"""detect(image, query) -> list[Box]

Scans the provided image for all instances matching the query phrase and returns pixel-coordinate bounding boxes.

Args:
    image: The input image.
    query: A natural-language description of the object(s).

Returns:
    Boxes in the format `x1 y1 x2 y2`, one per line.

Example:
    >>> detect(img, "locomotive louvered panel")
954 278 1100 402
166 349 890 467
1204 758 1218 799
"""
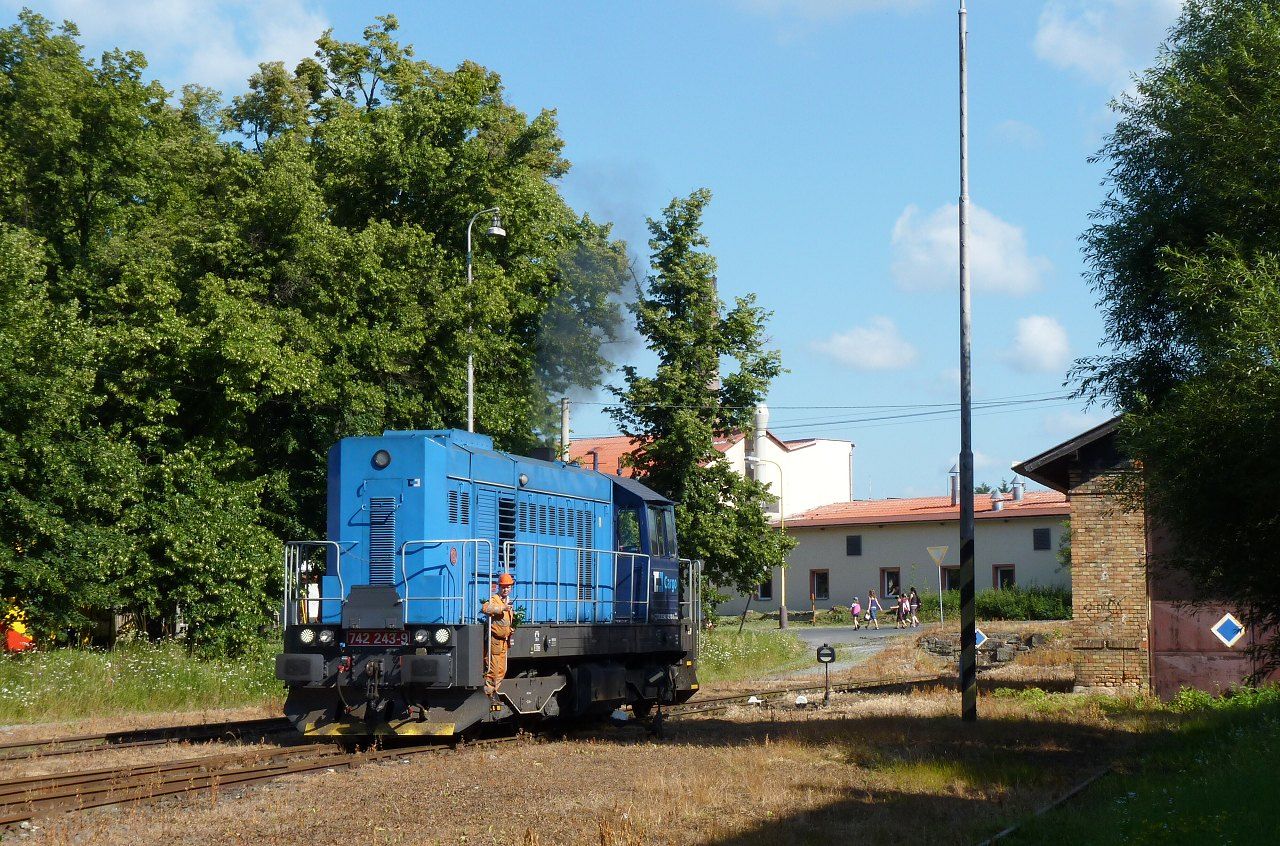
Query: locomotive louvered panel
448 490 459 523
368 497 396 585
459 490 470 525
518 501 527 533
577 509 594 601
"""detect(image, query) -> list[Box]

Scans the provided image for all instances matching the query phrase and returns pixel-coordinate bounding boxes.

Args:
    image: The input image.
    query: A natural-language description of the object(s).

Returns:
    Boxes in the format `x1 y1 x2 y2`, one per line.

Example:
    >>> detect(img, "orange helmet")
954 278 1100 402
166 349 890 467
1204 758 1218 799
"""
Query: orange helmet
497 573 515 587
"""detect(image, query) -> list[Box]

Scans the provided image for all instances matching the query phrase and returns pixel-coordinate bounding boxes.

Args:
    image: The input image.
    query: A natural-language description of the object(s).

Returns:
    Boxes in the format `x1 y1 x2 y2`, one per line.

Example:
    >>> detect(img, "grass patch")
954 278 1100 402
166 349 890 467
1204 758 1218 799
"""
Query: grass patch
0 638 283 724
1003 686 1280 844
698 627 808 682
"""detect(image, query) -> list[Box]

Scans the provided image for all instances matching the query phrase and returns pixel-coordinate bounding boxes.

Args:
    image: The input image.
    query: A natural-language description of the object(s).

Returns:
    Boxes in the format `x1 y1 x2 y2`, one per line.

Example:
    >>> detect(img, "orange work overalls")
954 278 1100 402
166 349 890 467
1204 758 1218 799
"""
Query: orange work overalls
481 593 514 695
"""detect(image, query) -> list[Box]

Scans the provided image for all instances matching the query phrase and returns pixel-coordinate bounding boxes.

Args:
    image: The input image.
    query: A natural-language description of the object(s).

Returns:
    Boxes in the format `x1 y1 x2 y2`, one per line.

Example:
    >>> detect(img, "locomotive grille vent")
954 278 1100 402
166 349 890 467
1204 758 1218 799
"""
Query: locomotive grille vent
577 509 595 601
369 497 396 585
447 490 471 525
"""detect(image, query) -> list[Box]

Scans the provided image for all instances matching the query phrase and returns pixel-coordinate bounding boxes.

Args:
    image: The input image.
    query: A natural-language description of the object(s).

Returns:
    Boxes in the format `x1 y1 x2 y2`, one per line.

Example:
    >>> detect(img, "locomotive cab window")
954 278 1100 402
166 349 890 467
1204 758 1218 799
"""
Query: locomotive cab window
616 507 641 553
647 505 677 558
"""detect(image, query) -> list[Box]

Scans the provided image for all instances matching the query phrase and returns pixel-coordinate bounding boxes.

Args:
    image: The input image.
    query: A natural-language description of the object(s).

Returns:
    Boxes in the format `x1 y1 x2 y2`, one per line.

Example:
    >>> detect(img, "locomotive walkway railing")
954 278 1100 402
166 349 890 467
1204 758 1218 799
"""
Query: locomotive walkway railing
501 540 651 624
285 538 701 630
398 538 494 625
283 540 346 626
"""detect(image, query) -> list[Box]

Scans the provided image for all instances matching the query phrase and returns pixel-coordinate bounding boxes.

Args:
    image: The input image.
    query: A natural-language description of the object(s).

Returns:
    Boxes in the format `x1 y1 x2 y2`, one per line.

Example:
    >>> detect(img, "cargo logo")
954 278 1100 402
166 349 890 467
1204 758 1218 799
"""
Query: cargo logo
656 573 679 594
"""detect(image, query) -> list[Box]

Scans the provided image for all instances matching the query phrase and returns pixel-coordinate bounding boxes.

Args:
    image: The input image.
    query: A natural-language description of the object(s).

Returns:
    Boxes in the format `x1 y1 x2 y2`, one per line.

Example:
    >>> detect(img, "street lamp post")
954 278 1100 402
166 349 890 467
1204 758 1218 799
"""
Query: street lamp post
465 207 506 433
748 456 788 629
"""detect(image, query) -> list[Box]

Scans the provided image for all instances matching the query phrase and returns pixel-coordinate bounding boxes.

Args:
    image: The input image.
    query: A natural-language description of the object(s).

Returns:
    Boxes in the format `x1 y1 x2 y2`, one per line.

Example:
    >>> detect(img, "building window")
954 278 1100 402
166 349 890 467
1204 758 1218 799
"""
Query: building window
993 565 1016 590
881 567 901 598
845 534 862 556
1033 527 1051 550
810 570 830 602
758 577 773 601
941 566 961 592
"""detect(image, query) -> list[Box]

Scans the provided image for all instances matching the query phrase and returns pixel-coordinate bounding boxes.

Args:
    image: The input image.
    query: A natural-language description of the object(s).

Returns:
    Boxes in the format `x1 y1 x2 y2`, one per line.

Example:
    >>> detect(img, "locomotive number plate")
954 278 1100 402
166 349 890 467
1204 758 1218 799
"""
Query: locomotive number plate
346 630 409 646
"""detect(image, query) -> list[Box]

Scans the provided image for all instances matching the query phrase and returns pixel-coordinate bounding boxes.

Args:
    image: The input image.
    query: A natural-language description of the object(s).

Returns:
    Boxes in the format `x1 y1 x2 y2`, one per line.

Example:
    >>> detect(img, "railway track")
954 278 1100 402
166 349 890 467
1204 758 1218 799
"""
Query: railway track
665 671 949 718
0 733 519 829
0 716 295 762
2 672 947 830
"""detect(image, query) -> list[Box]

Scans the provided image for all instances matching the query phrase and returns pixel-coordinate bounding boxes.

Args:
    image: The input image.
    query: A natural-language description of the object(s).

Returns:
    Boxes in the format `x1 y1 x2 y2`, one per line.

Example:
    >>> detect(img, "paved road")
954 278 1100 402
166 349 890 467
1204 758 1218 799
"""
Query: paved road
769 624 921 680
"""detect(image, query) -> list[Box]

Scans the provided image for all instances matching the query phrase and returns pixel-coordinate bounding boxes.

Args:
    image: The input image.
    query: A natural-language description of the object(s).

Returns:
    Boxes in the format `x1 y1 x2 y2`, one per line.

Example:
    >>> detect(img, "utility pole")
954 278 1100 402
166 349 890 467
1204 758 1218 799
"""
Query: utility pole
560 397 571 461
958 0 978 723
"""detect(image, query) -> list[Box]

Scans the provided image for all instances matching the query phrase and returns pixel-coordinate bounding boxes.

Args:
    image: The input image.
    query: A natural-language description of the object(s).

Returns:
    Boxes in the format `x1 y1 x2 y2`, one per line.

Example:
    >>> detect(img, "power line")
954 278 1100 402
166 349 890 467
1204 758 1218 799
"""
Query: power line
567 389 1070 414
573 396 1090 439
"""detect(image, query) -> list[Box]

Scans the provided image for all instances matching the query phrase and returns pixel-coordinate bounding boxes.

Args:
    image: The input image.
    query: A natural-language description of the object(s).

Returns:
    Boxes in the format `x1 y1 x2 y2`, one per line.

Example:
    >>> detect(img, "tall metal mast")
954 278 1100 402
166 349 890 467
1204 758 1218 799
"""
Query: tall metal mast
958 0 978 722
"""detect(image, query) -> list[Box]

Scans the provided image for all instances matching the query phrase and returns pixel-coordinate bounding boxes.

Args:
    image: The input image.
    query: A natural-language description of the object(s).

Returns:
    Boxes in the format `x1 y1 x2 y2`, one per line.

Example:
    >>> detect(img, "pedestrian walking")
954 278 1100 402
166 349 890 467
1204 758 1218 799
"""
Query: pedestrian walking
867 590 881 630
909 587 921 628
849 596 862 630
896 593 910 629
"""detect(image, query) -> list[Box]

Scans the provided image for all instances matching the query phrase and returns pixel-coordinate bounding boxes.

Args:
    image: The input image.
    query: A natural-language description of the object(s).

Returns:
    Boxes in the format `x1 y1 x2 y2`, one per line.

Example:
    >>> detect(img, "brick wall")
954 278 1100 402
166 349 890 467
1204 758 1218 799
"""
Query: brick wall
1068 465 1149 694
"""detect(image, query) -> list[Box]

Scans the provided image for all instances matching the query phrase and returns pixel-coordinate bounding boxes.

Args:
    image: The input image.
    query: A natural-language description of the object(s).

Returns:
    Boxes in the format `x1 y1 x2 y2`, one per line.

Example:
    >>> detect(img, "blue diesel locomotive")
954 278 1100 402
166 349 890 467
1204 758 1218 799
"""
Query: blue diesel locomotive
274 429 700 737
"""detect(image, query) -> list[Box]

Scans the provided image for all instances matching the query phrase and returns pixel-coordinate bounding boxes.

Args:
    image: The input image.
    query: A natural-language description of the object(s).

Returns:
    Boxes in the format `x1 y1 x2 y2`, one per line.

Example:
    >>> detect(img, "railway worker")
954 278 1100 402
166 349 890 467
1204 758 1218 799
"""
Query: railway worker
3 601 34 653
481 572 516 697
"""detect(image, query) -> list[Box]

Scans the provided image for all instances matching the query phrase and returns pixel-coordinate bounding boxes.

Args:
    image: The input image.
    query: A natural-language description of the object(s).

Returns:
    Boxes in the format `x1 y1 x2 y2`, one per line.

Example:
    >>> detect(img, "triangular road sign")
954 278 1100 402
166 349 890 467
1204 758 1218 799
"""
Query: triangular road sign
927 545 949 566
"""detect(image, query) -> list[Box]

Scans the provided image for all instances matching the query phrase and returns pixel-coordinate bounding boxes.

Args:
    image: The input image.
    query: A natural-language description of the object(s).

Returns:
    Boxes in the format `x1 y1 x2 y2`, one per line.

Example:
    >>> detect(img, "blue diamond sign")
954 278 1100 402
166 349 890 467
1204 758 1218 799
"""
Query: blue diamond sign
1212 613 1245 648
974 627 987 649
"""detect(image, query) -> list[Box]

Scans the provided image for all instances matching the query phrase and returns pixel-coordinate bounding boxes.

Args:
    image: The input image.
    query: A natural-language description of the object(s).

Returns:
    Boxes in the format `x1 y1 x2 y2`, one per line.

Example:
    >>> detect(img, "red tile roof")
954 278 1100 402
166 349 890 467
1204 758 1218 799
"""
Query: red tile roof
568 432 756 477
567 435 643 477
785 490 1068 528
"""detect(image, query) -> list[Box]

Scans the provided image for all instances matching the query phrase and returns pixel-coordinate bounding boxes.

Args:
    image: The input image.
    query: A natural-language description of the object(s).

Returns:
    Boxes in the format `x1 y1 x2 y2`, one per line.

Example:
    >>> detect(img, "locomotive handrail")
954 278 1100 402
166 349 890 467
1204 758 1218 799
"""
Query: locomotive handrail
398 538 494 624
501 540 626 624
283 540 346 626
501 541 662 624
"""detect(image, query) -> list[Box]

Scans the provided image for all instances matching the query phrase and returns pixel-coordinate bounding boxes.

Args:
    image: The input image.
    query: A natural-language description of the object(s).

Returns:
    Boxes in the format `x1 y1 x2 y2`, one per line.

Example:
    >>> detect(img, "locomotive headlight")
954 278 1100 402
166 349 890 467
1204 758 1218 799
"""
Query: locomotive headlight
432 627 451 645
372 449 391 469
318 629 335 645
413 629 430 645
298 627 316 645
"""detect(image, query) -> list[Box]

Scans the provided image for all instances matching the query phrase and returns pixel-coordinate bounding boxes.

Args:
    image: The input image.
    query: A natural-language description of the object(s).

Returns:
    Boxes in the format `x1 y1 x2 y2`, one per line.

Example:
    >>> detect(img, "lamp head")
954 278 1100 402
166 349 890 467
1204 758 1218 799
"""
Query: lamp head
486 210 506 238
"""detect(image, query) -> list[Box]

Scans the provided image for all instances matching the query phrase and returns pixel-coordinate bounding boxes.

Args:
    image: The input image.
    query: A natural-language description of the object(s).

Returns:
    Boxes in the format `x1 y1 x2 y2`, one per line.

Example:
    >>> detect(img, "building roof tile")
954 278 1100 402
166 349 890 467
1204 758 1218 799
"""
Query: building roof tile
784 490 1068 528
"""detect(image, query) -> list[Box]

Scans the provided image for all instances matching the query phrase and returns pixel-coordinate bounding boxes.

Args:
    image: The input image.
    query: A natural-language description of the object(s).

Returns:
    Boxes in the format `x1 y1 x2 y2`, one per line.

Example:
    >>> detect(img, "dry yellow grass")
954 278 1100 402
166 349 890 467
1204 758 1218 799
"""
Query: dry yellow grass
27 686 1176 846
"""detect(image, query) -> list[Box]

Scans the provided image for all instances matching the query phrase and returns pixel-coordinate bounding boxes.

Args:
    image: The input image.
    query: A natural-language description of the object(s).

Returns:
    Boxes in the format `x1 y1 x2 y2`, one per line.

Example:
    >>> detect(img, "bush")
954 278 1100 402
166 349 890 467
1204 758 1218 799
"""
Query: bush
913 586 1071 622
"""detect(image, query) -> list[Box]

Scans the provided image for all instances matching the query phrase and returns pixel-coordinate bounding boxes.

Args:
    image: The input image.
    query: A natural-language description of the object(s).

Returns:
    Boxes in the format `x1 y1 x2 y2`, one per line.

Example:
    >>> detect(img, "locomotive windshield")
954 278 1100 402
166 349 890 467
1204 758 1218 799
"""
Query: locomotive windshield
647 505 677 558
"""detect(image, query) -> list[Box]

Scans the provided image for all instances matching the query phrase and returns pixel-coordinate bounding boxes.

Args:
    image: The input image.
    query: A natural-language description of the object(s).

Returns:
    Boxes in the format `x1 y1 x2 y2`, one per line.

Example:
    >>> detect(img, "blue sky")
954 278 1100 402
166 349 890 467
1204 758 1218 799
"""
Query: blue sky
5 0 1186 498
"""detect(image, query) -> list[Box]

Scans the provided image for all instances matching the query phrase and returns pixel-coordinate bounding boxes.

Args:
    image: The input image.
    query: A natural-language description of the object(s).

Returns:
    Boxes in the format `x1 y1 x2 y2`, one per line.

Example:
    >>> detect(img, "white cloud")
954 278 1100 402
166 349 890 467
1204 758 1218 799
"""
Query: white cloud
1003 315 1071 374
1034 1 1183 93
891 203 1050 295
813 317 918 371
733 0 928 20
994 118 1043 148
14 0 328 96
1042 409 1113 439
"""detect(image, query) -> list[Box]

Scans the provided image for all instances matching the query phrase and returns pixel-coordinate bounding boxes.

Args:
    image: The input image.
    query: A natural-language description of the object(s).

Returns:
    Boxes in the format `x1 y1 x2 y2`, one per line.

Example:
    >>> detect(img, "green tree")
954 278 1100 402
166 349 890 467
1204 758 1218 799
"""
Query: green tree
1056 520 1071 573
610 189 791 597
0 11 631 649
1075 0 1280 673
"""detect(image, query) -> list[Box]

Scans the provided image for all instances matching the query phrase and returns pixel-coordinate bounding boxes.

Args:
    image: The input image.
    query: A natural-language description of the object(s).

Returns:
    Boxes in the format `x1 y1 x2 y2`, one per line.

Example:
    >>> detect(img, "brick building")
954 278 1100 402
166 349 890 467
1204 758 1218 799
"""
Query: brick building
1015 417 1274 697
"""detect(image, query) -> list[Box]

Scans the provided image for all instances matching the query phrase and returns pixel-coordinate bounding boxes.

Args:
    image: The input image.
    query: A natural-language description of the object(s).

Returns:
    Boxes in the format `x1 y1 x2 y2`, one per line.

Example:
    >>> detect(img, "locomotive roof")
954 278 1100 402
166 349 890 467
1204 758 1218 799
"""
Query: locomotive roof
608 474 673 505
